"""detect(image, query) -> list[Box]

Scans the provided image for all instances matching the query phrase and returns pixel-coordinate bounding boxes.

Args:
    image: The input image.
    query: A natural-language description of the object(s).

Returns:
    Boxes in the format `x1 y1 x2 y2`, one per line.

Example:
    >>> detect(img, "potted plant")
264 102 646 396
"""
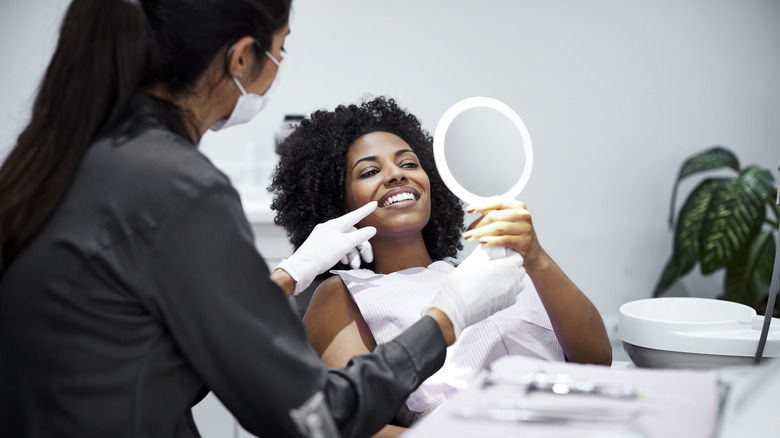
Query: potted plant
654 146 779 313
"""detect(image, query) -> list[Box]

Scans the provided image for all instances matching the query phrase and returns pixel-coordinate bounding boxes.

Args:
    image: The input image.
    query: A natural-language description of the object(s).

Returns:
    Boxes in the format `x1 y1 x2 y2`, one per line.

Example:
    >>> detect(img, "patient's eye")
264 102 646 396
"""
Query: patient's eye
358 168 379 179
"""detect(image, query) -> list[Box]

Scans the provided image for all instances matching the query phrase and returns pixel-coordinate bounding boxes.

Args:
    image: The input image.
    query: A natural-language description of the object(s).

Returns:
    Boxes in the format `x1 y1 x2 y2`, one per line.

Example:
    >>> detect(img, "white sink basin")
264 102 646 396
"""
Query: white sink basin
618 297 780 369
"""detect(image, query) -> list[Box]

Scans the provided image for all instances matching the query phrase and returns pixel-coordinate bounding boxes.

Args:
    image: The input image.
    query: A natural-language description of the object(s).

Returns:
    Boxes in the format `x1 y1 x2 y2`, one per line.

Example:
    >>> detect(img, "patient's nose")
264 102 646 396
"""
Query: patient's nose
385 166 407 185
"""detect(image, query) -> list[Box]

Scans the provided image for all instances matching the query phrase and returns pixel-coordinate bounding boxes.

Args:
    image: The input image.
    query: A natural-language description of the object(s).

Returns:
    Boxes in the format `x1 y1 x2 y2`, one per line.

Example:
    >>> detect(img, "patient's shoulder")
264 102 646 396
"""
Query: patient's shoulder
305 275 351 320
303 275 349 324
317 274 349 296
303 274 376 363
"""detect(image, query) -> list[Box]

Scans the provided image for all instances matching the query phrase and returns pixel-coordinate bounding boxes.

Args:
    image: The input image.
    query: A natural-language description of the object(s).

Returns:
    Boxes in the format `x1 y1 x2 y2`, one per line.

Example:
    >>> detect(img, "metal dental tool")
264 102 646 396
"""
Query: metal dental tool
482 370 641 400
753 165 780 365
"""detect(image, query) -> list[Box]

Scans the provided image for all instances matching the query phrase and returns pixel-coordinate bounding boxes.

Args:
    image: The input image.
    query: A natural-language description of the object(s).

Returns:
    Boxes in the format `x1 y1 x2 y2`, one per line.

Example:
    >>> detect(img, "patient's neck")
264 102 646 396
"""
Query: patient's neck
371 235 432 274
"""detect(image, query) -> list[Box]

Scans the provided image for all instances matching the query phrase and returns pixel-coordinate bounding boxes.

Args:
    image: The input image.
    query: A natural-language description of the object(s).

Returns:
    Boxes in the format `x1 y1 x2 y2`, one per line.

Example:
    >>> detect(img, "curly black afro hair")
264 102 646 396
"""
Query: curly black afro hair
269 96 464 270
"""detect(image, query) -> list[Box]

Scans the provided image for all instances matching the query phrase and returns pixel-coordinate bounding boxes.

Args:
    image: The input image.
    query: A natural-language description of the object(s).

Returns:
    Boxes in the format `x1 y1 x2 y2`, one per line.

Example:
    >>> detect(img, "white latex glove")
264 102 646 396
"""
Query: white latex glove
276 202 377 295
425 245 526 338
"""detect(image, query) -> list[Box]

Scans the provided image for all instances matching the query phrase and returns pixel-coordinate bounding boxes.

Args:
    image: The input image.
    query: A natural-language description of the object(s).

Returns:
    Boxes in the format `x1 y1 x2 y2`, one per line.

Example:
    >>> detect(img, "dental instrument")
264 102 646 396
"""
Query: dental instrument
753 165 780 364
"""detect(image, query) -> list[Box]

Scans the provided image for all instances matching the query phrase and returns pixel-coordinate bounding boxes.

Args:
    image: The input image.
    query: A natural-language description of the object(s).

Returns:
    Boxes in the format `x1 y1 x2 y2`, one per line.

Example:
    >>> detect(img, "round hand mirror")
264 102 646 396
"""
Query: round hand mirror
433 96 534 206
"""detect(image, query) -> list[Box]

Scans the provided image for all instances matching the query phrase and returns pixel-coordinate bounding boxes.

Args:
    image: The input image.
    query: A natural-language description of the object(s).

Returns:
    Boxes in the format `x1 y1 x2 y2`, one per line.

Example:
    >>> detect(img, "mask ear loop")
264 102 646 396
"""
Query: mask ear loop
264 51 281 67
232 73 248 95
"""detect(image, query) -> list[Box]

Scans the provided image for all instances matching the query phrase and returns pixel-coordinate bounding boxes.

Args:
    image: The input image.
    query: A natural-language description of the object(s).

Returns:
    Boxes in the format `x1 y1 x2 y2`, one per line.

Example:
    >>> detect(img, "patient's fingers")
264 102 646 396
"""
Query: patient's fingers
464 220 529 242
478 234 533 250
467 207 530 231
466 197 526 214
462 203 537 258
467 221 539 263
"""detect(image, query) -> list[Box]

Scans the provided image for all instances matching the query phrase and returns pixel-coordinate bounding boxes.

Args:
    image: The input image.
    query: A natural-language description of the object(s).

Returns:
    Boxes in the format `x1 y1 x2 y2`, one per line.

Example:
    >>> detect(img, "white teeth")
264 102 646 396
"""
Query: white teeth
383 192 415 207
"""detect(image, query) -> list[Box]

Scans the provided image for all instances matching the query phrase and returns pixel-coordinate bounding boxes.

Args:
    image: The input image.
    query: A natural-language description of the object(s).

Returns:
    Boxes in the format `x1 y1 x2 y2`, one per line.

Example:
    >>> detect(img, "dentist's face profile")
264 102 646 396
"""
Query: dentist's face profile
344 131 431 237
245 23 291 96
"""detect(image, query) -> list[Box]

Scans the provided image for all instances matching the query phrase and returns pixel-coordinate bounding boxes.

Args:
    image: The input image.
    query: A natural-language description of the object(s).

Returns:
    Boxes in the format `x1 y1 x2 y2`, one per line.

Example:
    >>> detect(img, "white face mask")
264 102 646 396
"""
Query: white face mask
210 51 282 132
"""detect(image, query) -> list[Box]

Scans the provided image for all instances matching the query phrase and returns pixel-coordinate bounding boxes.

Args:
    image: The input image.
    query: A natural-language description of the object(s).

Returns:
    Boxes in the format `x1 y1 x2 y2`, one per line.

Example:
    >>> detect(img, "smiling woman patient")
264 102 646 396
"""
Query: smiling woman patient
270 96 612 437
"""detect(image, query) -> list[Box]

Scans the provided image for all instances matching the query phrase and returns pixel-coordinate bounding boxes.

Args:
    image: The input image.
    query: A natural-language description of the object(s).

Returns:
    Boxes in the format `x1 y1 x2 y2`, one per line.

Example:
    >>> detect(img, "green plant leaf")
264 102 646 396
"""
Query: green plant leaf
699 167 771 273
653 258 683 297
724 255 752 306
770 184 780 224
748 231 776 306
673 178 727 273
724 230 776 309
742 166 777 207
669 147 739 226
654 178 724 297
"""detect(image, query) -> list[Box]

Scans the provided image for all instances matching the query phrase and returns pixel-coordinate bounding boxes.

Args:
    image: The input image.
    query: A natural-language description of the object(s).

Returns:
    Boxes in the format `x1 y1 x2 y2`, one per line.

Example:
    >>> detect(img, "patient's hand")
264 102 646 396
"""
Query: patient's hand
462 197 613 366
462 197 544 268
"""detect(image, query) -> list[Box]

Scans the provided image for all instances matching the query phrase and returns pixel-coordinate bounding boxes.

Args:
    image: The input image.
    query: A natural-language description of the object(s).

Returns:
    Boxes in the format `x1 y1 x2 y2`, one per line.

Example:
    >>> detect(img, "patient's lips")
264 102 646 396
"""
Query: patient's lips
378 187 420 209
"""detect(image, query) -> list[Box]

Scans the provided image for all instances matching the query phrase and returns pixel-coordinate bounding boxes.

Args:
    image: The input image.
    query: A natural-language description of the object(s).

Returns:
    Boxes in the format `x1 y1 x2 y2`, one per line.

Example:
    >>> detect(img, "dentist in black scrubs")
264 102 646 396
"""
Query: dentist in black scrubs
0 1 527 437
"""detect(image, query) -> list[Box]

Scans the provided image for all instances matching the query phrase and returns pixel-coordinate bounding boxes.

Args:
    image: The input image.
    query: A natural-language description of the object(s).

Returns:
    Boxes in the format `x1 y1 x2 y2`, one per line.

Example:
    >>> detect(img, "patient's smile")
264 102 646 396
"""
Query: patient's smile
344 131 431 234
379 188 420 208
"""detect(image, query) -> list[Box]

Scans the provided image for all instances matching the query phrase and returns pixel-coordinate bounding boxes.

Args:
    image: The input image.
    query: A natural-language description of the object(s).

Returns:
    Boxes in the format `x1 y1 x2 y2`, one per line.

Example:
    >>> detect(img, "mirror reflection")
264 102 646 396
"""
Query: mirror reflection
443 106 529 199
434 97 533 205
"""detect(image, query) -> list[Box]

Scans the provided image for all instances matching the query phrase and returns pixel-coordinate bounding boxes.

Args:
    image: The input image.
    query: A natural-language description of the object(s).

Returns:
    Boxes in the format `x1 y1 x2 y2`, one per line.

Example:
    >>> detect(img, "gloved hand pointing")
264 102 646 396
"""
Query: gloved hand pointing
276 202 377 295
425 245 526 338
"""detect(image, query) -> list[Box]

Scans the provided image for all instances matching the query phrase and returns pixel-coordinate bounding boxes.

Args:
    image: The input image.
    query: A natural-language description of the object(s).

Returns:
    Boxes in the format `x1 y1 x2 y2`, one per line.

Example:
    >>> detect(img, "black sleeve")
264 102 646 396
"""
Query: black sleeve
140 185 447 438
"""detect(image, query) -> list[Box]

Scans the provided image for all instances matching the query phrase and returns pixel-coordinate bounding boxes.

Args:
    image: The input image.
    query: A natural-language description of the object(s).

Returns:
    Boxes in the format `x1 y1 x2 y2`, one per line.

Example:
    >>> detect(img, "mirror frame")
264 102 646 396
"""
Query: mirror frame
433 96 534 205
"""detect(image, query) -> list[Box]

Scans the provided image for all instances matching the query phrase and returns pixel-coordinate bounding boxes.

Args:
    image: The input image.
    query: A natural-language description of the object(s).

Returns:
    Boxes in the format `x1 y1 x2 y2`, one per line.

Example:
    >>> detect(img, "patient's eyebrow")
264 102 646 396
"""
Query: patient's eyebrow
351 149 416 171
352 156 377 170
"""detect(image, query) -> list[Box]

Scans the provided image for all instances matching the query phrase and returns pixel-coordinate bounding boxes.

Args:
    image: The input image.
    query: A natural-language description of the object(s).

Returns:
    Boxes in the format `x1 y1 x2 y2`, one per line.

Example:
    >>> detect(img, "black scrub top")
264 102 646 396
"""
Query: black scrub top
0 94 446 438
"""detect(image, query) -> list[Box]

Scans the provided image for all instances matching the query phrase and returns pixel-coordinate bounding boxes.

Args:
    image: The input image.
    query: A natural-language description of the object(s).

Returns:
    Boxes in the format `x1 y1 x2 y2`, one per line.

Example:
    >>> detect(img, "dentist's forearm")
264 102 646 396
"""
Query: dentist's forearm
425 308 456 346
270 268 296 295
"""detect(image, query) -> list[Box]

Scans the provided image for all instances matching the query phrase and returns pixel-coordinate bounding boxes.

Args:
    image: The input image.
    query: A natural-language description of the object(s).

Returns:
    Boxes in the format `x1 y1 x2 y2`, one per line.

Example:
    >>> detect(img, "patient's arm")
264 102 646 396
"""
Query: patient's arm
464 197 613 366
523 247 613 365
303 276 407 438
303 275 376 364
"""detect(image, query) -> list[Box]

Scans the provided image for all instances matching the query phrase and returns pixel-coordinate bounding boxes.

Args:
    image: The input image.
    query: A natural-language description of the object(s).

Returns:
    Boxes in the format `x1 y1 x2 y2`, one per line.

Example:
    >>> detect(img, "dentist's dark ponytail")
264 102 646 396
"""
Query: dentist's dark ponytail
0 0 292 271
0 0 150 271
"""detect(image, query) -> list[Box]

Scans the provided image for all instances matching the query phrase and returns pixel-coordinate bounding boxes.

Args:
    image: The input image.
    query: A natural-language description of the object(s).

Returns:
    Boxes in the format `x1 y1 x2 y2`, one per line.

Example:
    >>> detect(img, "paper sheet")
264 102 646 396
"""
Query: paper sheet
404 356 719 438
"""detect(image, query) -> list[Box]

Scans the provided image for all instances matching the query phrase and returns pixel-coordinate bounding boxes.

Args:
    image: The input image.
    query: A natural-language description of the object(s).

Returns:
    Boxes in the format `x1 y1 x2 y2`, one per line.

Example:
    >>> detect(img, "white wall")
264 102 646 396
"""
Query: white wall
0 0 70 158
1 0 779 435
2 0 779 341
267 0 780 322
